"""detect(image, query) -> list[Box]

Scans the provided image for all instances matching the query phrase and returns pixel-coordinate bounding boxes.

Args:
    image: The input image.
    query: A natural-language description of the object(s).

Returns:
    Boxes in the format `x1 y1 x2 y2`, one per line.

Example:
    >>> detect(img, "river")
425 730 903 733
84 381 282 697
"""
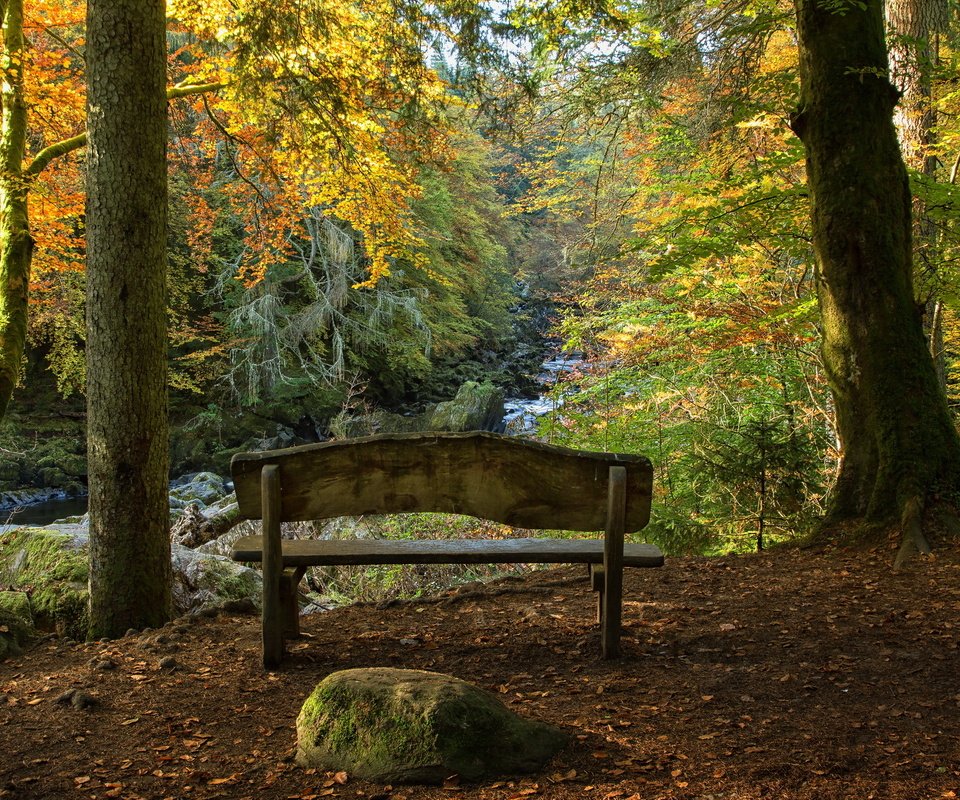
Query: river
502 350 583 433
3 495 88 526
6 351 586 526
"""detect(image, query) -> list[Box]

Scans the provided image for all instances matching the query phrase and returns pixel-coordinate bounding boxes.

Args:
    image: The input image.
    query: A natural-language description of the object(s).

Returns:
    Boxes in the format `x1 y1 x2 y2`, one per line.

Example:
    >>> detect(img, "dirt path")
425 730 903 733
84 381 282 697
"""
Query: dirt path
2 545 959 800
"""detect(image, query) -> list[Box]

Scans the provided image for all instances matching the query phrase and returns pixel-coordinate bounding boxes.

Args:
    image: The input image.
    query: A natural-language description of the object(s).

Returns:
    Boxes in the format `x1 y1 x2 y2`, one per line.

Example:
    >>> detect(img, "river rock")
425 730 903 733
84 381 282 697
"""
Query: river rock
169 472 228 508
296 668 568 783
0 527 89 639
0 487 73 511
170 544 262 614
427 381 505 433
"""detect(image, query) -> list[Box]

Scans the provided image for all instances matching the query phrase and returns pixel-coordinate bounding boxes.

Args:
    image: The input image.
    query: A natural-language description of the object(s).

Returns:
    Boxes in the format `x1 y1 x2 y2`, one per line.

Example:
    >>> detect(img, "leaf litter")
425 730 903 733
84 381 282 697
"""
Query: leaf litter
1 546 959 799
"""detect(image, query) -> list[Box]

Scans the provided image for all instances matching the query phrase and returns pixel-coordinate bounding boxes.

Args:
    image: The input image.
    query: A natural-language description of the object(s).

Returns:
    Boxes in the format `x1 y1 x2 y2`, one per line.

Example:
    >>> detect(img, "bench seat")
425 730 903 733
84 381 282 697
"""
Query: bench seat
231 536 665 568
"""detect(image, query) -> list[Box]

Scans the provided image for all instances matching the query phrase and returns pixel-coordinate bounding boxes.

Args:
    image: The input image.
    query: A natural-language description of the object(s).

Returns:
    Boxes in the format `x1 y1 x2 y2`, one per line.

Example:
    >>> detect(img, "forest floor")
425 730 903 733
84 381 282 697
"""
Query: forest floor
2 542 959 800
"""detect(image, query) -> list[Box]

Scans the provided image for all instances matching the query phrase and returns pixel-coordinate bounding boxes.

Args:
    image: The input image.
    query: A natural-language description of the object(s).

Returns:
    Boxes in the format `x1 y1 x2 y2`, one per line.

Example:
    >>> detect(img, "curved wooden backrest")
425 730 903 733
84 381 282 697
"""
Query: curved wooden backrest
231 431 653 532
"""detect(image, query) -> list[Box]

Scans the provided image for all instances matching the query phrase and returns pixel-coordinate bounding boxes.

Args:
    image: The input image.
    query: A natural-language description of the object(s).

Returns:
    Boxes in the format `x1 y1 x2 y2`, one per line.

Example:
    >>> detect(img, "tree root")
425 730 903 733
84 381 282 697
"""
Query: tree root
893 495 931 570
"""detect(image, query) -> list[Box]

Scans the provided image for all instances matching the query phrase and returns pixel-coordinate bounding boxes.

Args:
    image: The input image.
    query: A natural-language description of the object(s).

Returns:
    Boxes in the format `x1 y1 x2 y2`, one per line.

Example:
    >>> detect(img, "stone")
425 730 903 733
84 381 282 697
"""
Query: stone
170 544 262 615
56 688 77 704
0 528 88 639
296 668 568 784
70 690 97 710
220 597 257 614
169 472 228 508
427 381 506 433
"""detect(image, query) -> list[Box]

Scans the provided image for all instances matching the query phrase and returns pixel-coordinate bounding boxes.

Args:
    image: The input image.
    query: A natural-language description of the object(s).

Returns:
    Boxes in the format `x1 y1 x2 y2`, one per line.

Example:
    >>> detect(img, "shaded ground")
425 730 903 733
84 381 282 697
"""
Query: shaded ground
2 544 959 800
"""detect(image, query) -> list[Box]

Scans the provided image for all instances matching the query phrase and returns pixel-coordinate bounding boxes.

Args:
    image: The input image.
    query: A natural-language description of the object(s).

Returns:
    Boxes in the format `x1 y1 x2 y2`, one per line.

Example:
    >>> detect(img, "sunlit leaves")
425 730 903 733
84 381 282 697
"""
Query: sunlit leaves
169 0 451 287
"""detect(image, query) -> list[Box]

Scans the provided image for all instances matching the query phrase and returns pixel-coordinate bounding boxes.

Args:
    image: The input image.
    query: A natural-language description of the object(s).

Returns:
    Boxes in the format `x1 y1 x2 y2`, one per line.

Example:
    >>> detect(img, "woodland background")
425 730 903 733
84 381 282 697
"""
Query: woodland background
2 0 957 559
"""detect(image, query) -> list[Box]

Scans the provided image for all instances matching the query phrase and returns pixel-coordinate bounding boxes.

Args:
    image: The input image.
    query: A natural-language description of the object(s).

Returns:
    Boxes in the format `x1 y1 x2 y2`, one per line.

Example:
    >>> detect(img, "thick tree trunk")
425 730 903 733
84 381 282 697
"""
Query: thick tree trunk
0 0 33 419
791 0 960 556
86 0 172 636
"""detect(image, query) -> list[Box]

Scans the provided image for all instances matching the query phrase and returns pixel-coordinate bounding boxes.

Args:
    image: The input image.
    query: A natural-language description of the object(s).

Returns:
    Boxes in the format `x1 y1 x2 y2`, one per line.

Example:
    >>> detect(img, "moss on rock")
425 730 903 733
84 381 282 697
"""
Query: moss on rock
296 668 567 784
428 381 505 433
0 527 89 639
170 544 262 614
0 591 36 660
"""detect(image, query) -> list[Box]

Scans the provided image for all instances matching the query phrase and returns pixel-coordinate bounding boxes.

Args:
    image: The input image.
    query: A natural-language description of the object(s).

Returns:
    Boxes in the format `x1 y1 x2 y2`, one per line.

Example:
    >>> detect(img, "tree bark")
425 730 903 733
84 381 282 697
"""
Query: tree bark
791 0 960 556
0 0 33 419
885 0 947 172
86 0 172 636
885 0 949 384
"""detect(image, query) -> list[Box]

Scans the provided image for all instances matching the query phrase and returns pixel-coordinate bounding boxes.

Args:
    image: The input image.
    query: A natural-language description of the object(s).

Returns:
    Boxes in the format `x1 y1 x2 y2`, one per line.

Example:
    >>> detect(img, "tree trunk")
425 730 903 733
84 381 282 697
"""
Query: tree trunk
0 0 33 419
885 0 947 172
885 0 949 386
791 0 960 557
86 0 171 636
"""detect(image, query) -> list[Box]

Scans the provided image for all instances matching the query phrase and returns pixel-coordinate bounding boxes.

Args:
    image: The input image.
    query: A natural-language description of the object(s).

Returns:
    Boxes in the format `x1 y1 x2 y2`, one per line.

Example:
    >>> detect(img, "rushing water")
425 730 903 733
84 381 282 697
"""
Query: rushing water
502 351 584 433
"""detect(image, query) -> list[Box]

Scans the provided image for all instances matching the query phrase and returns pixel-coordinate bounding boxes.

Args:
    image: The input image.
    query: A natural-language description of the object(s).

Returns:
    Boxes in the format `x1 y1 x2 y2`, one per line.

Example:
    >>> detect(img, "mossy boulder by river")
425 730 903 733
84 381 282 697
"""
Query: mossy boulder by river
296 668 568 783
428 381 505 432
0 527 89 639
0 526 263 643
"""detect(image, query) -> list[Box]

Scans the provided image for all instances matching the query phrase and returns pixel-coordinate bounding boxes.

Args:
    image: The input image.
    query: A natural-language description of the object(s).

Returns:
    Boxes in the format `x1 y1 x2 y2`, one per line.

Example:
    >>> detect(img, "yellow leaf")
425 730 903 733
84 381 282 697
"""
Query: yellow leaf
208 773 239 785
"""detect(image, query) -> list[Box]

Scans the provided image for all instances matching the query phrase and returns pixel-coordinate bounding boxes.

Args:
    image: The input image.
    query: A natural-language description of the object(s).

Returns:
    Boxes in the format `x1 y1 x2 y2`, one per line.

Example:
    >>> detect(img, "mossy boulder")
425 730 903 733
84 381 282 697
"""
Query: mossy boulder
0 528 88 640
427 381 505 433
0 591 35 660
170 545 262 614
169 472 228 508
296 668 568 784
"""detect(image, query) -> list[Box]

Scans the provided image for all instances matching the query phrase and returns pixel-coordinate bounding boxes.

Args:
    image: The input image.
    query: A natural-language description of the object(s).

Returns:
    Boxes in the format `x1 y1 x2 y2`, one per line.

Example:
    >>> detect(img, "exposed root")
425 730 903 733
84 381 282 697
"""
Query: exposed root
894 496 930 570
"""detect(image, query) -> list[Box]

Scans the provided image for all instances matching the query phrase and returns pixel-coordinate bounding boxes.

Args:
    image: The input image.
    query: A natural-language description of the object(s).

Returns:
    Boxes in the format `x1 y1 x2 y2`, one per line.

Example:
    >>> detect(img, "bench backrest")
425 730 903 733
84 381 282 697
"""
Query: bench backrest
231 431 653 532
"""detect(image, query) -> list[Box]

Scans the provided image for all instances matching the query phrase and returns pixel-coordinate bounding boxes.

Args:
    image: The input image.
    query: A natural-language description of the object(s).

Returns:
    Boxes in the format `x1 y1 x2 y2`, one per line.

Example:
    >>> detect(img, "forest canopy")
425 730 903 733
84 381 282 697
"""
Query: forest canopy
2 0 959 559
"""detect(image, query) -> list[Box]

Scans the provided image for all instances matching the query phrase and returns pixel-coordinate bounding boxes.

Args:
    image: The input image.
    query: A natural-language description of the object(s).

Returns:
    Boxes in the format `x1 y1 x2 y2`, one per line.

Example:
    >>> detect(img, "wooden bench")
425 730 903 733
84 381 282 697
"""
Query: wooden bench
229 431 662 668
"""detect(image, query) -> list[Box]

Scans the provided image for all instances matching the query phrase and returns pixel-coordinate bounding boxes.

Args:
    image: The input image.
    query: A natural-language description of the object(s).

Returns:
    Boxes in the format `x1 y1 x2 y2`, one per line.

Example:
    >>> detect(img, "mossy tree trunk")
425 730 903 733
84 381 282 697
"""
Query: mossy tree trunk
86 0 172 636
0 0 33 420
791 0 960 558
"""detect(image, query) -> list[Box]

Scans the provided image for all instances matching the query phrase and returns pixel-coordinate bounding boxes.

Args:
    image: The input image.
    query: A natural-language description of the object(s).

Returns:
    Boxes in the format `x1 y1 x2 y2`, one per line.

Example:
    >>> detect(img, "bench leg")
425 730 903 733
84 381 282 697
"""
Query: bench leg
261 465 284 670
602 466 626 659
590 564 605 625
281 567 307 638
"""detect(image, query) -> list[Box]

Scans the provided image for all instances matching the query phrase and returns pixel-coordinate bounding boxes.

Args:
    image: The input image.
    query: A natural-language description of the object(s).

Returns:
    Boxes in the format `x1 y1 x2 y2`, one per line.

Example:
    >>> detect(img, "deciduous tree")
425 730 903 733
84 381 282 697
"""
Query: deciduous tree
791 0 960 558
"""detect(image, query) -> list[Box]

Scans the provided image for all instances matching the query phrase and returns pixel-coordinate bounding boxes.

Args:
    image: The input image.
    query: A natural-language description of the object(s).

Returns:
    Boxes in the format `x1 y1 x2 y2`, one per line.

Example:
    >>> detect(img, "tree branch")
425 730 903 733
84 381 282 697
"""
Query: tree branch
24 81 227 178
